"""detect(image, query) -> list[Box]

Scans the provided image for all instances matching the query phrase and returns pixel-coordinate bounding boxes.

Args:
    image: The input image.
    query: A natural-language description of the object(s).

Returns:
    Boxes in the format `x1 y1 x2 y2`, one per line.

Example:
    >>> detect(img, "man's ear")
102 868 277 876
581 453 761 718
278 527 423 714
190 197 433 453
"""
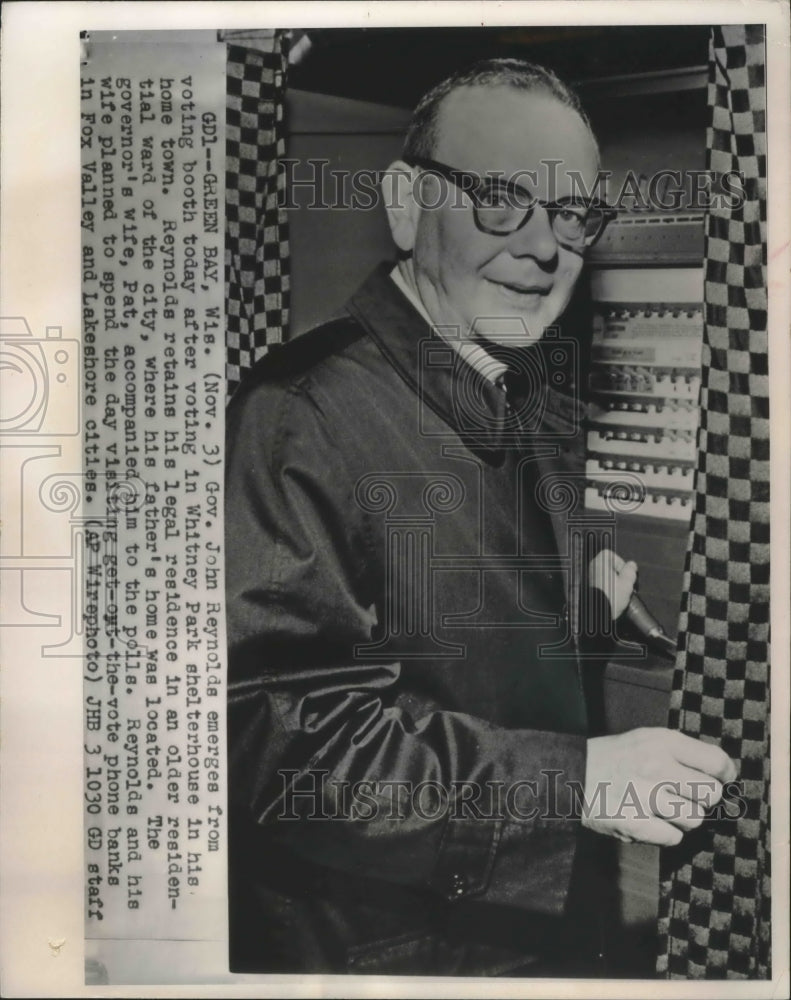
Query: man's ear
381 160 421 253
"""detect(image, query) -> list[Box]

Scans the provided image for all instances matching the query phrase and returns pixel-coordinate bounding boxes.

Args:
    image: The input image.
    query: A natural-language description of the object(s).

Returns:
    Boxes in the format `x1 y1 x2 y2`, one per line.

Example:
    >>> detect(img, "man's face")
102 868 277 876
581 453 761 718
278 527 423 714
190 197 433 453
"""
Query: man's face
410 85 600 345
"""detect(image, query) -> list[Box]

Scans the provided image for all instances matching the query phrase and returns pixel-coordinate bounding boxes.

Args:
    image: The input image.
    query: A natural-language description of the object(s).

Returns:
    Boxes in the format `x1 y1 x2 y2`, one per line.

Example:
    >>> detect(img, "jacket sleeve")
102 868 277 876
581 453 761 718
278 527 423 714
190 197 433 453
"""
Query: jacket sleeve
225 375 586 916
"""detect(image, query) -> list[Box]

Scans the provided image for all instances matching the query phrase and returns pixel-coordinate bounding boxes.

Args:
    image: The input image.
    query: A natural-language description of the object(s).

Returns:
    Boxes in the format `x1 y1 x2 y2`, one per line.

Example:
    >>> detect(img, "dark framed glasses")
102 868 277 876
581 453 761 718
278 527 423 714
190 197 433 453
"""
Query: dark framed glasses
405 156 616 251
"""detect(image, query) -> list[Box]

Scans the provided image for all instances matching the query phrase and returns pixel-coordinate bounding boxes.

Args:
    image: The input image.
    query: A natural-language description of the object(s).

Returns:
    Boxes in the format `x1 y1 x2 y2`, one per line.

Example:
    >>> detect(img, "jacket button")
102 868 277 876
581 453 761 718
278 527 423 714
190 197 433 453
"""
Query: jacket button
448 872 466 897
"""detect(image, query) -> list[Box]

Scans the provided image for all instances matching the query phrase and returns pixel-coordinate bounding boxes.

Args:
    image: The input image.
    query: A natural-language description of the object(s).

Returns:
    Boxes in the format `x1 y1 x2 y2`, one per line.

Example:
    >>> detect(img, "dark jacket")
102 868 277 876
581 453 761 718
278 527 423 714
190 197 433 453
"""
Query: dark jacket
225 264 609 975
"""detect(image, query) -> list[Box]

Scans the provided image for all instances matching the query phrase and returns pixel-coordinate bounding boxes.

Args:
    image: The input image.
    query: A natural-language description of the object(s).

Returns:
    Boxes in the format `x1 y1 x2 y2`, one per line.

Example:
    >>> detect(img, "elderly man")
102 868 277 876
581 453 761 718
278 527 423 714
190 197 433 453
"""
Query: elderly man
226 59 735 976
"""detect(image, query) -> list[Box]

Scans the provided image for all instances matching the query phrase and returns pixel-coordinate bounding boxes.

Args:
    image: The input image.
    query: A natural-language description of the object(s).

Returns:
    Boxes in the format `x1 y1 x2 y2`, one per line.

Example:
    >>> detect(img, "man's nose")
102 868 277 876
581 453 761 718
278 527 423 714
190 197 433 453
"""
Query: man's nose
506 204 559 269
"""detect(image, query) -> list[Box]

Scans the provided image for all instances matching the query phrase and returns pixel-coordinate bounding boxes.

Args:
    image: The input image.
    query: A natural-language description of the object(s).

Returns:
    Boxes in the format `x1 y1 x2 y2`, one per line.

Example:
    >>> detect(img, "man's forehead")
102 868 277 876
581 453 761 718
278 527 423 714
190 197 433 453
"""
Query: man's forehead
433 84 598 184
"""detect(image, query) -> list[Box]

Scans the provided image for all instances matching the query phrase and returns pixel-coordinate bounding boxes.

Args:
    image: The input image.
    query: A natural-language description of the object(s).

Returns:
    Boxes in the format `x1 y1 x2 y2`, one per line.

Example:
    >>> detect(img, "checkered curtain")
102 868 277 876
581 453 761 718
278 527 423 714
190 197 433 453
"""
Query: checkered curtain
225 33 290 393
656 25 770 979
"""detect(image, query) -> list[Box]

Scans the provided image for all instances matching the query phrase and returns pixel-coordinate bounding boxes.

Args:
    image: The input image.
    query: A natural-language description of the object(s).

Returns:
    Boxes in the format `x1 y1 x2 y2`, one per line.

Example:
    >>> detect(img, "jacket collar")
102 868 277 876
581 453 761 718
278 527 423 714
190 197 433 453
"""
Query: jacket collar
345 263 585 460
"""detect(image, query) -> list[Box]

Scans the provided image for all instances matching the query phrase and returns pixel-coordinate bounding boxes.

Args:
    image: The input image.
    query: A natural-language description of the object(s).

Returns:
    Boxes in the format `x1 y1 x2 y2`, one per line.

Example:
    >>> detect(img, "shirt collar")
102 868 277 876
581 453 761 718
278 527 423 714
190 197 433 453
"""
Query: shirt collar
380 264 587 445
348 263 541 458
389 266 508 387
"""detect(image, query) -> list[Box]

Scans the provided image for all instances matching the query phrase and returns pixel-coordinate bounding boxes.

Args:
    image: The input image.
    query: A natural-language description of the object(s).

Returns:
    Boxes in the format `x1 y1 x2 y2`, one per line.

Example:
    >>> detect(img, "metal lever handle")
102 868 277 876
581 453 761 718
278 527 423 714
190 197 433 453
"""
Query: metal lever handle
625 593 677 661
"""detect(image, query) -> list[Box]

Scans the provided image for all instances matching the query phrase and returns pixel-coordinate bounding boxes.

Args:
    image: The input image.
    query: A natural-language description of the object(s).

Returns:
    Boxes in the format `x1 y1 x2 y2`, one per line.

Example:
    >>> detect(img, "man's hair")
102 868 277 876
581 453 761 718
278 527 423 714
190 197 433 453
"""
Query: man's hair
403 57 594 161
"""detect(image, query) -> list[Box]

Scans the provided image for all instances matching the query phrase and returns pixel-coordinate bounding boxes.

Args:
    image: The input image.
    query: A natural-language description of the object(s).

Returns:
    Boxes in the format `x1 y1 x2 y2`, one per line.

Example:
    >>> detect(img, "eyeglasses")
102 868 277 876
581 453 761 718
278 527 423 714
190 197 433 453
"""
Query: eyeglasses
404 156 616 251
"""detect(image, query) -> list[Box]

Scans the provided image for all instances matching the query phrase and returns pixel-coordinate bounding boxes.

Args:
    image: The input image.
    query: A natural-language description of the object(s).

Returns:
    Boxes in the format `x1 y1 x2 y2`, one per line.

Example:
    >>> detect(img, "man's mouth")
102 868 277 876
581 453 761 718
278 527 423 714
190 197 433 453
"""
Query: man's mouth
487 279 553 297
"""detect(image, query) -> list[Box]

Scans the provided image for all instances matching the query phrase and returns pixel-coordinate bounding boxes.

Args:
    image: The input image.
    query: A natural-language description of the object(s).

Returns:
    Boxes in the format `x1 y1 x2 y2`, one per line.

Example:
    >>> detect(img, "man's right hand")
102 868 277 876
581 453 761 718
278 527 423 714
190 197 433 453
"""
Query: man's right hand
582 728 738 846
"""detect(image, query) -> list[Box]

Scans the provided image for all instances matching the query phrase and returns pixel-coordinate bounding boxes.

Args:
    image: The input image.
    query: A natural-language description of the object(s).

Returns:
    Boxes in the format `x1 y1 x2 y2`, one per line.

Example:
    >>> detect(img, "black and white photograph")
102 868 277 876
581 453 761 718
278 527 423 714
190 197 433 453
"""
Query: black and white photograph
0 2 788 996
225 18 773 981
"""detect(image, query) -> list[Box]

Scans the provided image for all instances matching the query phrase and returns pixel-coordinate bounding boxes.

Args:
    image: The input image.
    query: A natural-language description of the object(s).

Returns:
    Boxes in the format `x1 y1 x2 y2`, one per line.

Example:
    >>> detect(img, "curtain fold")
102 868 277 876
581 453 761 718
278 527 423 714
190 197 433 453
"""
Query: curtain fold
225 32 291 394
656 24 770 980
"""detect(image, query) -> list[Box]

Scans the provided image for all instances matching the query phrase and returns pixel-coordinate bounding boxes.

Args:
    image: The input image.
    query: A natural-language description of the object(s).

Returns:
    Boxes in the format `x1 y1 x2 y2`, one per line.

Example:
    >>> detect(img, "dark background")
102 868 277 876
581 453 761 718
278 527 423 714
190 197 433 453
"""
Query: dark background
289 25 709 107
